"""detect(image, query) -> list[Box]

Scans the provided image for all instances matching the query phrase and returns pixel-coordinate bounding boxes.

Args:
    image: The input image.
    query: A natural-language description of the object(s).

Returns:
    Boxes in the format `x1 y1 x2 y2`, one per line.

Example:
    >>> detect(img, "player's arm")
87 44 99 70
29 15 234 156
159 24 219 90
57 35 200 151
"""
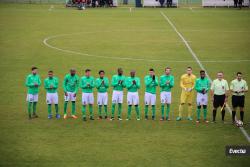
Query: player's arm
144 76 152 86
126 78 133 89
136 78 141 89
105 78 109 88
180 76 185 89
25 76 34 87
169 76 174 88
244 81 248 92
37 76 41 86
159 76 165 87
44 79 50 89
111 76 118 87
74 76 79 94
54 78 59 89
154 76 159 86
194 79 201 92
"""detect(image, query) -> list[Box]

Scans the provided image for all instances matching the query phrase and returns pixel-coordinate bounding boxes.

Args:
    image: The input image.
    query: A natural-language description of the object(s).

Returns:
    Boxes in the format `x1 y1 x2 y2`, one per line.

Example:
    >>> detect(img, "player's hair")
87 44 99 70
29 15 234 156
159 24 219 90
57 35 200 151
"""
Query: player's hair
48 70 53 73
217 71 223 74
200 70 205 73
165 67 171 70
117 68 122 71
99 70 105 74
187 67 192 70
149 68 154 72
237 72 242 76
31 66 38 71
85 69 91 72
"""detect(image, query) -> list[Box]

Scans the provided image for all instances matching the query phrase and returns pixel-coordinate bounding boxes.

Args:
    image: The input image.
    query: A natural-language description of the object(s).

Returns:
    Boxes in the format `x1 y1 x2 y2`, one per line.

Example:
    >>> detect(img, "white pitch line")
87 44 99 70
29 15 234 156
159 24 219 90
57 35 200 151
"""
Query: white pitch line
160 11 250 143
43 31 250 63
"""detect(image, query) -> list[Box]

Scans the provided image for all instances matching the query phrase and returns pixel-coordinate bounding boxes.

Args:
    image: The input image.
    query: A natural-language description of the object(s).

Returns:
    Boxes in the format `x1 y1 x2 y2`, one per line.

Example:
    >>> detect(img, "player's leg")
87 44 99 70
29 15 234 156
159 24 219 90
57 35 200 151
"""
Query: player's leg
160 92 166 121
212 95 219 123
104 93 108 119
89 93 94 120
53 93 60 119
196 105 201 123
144 93 149 120
166 92 171 121
97 93 102 119
111 91 117 120
203 105 208 123
232 95 237 123
32 94 38 118
126 92 132 120
239 95 245 122
177 91 186 121
220 95 226 122
135 93 140 120
151 93 156 120
82 93 87 121
187 92 194 121
46 93 52 119
26 94 32 119
64 92 69 119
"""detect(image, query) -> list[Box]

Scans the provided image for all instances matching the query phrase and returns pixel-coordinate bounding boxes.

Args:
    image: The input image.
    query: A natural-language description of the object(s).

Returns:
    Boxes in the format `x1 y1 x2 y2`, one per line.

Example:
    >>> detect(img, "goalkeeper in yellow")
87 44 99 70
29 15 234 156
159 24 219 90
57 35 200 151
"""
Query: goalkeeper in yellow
176 67 196 121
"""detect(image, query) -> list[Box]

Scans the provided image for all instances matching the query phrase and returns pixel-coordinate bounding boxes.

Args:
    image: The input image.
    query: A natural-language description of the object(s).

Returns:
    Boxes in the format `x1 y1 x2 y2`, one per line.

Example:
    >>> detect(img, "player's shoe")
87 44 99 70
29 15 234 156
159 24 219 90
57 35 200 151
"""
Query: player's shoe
28 114 32 120
211 120 216 123
82 117 87 121
145 116 148 120
56 114 60 119
118 117 123 121
126 118 130 121
104 116 108 120
137 118 140 121
32 113 38 118
98 116 102 120
160 117 164 121
152 116 155 120
48 114 52 119
110 117 114 121
176 116 182 121
63 114 67 119
72 115 78 119
187 117 193 121
196 120 200 123
204 119 209 123
167 117 170 121
90 116 95 120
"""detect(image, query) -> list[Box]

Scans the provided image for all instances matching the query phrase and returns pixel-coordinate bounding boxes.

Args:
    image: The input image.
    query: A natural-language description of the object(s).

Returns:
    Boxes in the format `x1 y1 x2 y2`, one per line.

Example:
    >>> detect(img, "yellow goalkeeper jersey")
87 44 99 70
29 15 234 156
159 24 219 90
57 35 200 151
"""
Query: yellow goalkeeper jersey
180 74 196 89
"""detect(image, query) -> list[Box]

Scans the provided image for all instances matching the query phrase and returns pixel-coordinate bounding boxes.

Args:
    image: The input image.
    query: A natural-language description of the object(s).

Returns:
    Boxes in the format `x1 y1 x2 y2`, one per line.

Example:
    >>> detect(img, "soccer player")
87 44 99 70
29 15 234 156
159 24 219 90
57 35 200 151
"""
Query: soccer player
144 68 158 120
230 72 248 123
195 70 210 123
44 70 59 119
80 69 95 121
111 68 126 121
210 72 229 123
63 68 79 119
159 67 174 121
96 70 109 120
126 70 140 120
176 67 196 121
25 66 41 119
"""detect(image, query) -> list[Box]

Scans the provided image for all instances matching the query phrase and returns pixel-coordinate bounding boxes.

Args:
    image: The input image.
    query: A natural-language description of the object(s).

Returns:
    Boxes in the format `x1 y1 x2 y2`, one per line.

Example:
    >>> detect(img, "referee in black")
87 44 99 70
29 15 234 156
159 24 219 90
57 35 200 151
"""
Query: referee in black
230 72 248 123
211 72 230 123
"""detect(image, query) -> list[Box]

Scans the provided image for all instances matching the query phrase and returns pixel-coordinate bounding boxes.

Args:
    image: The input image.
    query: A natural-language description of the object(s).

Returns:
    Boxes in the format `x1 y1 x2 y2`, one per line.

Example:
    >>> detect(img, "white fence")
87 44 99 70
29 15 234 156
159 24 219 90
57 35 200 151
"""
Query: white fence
202 0 250 7
143 0 178 7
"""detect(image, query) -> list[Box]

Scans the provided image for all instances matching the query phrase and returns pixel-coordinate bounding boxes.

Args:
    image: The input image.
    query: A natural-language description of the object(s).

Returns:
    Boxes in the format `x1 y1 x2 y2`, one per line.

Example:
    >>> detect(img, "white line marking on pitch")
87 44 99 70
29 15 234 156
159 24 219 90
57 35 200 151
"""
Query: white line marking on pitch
43 30 250 63
160 11 250 143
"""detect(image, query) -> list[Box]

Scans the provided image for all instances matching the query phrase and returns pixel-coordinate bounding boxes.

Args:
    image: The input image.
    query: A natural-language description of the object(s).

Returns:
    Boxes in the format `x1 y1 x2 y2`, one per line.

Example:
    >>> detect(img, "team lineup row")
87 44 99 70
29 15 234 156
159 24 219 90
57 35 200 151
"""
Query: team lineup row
25 66 248 124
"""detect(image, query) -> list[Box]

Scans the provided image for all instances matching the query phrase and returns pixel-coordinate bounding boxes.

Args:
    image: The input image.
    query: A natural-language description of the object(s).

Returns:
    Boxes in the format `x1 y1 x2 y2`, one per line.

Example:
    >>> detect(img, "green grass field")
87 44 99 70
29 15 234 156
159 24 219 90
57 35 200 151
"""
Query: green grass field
0 3 250 167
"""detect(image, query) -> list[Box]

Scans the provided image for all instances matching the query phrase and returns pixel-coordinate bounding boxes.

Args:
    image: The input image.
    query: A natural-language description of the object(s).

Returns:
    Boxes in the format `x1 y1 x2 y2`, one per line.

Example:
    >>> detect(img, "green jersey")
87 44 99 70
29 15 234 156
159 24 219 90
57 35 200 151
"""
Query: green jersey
25 74 41 94
126 77 140 92
159 75 174 92
63 74 79 93
96 77 109 93
44 77 59 93
80 76 95 93
195 77 210 93
144 75 158 94
111 74 126 91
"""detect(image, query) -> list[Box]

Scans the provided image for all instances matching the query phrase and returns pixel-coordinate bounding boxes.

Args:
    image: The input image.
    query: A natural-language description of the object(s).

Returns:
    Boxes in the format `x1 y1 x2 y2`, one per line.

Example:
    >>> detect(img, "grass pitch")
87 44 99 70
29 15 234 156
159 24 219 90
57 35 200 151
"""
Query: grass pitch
0 4 250 167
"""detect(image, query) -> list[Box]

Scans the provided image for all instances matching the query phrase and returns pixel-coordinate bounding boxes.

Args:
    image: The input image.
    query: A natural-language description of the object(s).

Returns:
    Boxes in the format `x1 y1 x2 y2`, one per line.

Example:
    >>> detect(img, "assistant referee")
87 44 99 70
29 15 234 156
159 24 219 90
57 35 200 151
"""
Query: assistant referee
211 72 229 123
230 72 248 123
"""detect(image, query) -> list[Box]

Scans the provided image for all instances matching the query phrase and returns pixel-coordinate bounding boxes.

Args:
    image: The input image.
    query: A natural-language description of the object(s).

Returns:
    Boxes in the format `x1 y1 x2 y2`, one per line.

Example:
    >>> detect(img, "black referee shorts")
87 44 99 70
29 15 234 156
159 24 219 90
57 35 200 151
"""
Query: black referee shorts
213 95 225 108
232 95 245 108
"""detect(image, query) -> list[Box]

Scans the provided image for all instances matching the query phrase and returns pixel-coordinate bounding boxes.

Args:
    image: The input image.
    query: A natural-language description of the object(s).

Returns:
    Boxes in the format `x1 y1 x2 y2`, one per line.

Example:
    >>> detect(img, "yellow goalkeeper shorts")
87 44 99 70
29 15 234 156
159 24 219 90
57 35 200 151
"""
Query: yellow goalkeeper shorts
180 90 194 104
